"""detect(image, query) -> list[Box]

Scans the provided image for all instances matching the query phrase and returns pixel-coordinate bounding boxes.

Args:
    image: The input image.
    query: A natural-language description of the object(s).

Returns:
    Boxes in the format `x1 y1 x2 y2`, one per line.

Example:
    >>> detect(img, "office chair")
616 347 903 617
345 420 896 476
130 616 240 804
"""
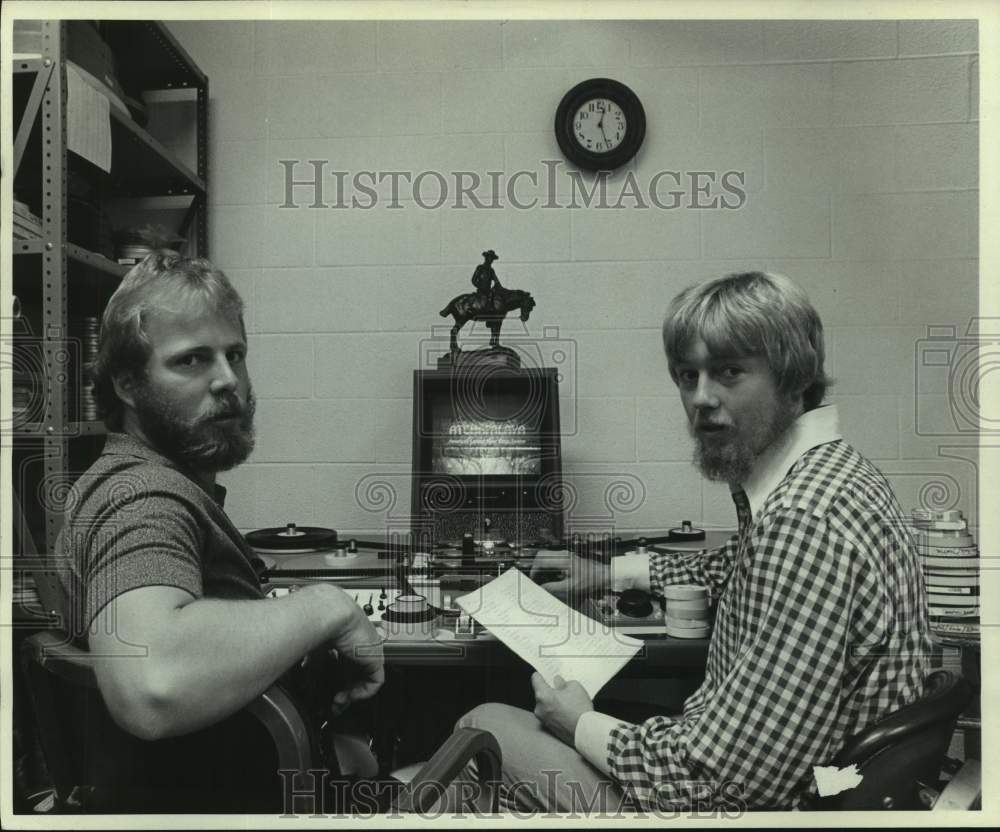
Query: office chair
807 669 974 810
20 629 502 814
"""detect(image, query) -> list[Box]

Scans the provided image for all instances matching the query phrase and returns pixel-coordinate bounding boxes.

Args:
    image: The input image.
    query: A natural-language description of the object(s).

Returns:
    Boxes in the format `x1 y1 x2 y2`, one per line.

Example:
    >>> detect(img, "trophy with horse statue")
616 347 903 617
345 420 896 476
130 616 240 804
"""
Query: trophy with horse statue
438 249 536 369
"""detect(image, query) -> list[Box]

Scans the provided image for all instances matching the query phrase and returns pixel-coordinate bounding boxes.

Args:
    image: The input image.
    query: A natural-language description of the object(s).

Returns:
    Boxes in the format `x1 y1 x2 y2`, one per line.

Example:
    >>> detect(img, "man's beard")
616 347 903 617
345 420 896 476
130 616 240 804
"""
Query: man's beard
132 383 257 474
690 396 800 484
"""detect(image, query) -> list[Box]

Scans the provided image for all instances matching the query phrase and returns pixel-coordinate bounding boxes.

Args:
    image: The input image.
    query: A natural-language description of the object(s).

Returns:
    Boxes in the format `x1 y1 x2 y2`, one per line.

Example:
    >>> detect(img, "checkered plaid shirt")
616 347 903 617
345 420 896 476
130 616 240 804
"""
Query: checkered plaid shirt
606 439 934 810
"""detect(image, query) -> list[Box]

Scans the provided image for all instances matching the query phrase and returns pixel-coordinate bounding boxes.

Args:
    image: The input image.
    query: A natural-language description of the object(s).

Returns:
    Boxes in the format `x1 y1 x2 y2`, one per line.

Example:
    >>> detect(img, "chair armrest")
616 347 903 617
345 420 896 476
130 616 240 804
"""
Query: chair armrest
22 630 99 689
932 760 981 810
833 671 971 765
244 684 316 773
394 728 502 814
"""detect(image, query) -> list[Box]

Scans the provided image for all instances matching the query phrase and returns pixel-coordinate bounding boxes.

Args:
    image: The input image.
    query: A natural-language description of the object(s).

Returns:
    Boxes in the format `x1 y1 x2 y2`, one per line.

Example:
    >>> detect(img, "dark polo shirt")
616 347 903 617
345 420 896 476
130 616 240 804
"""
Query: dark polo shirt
56 432 263 643
51 434 286 812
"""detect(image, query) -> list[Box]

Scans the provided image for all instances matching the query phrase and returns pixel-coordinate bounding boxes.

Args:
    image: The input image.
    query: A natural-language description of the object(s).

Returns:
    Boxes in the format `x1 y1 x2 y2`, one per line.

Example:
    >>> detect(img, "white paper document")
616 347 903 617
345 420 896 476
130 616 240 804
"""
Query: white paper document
456 568 642 698
67 62 112 173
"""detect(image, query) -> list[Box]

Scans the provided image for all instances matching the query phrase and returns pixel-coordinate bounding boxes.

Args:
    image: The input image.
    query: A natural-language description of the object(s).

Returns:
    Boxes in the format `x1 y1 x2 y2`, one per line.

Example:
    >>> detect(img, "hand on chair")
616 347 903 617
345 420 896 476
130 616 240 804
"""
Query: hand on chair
329 603 385 714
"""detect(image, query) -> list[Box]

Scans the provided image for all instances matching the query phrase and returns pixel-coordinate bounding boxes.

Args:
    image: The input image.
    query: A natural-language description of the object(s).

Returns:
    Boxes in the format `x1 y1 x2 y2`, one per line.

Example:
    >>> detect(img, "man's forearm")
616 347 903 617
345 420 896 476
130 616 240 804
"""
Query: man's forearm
648 540 738 598
166 583 354 730
95 582 360 739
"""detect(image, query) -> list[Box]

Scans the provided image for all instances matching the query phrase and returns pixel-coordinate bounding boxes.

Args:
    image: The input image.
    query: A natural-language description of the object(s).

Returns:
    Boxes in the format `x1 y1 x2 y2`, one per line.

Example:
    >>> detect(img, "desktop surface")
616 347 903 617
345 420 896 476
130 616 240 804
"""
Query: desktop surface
258 531 735 669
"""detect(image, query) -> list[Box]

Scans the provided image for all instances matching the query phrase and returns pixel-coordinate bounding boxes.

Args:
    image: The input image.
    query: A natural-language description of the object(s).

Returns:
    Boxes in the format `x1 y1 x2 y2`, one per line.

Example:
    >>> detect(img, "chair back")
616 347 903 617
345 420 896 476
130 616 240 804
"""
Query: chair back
21 629 504 815
20 630 319 813
813 670 972 810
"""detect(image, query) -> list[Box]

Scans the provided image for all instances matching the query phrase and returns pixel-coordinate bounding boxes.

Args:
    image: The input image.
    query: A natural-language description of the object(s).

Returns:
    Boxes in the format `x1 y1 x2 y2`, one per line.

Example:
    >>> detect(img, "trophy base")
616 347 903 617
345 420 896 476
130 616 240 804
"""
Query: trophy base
437 346 520 370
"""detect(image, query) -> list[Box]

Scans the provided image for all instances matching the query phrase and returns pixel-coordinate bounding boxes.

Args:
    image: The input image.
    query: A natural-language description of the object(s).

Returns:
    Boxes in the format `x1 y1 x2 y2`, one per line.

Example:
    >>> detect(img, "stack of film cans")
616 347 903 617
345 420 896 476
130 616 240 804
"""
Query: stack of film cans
912 508 979 641
663 584 711 638
80 315 99 421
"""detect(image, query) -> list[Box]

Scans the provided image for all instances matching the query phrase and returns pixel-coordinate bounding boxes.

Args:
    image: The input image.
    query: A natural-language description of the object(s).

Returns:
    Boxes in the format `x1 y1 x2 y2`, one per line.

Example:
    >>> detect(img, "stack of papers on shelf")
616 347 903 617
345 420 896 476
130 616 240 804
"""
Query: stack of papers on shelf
13 199 42 240
66 61 112 173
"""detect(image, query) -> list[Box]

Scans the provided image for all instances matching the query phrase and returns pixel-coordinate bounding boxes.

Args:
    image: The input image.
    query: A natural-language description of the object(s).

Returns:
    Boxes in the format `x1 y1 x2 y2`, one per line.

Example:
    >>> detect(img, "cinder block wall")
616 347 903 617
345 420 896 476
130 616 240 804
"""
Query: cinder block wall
162 19 979 538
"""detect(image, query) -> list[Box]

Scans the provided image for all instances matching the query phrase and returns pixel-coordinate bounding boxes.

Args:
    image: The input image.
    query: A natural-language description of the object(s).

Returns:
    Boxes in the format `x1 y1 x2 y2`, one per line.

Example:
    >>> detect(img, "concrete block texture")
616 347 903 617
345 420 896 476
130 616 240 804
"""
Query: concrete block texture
164 19 978 531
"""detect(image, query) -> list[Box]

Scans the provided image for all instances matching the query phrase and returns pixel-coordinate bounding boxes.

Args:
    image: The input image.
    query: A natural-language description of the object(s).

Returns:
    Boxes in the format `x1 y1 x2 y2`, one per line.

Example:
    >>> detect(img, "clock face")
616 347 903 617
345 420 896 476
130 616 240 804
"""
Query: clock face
573 98 627 154
555 79 646 171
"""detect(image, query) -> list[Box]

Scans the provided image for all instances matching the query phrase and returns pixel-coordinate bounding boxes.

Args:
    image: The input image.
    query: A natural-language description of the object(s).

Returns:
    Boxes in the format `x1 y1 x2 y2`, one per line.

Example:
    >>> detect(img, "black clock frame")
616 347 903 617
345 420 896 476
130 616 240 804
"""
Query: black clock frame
554 78 646 172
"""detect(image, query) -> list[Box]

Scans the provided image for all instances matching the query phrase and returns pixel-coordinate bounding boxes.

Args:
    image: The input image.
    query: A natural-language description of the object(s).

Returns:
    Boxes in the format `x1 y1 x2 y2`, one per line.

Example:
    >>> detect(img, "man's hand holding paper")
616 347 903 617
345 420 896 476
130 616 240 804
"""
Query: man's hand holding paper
531 673 594 745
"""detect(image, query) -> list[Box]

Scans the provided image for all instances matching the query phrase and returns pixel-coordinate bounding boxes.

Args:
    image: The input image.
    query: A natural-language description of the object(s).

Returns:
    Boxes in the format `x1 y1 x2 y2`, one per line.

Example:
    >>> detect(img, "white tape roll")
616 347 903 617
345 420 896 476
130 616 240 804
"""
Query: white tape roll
393 594 427 613
663 599 710 619
665 623 711 639
664 614 710 629
662 584 709 601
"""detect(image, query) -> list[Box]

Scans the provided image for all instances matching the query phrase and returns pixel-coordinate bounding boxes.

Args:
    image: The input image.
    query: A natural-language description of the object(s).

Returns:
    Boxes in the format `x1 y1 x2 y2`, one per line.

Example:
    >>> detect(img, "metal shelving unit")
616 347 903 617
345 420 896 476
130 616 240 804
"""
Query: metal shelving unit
10 21 210 810
10 19 209 608
13 239 129 278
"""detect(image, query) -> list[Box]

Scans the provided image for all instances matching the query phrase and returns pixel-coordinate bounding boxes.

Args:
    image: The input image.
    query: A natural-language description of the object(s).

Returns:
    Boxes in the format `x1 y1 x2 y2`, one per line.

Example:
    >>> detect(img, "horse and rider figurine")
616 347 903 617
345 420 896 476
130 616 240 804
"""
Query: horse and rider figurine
439 249 536 366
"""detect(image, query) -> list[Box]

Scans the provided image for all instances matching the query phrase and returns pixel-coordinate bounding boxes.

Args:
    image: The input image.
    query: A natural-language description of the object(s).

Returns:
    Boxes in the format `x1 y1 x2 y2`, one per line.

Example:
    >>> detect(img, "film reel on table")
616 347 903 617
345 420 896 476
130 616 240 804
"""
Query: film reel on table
245 523 345 575
246 523 417 589
245 523 340 555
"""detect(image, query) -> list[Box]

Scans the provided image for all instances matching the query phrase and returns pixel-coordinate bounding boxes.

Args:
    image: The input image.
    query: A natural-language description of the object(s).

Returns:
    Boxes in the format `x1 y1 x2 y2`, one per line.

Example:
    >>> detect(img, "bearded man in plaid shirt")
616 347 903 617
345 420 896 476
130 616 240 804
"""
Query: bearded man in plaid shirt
453 271 934 813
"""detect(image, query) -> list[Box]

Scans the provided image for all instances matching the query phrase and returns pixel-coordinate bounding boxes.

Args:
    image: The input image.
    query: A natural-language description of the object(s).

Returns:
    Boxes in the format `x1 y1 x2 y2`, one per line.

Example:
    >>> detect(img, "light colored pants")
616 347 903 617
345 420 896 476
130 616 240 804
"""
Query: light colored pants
446 703 624 816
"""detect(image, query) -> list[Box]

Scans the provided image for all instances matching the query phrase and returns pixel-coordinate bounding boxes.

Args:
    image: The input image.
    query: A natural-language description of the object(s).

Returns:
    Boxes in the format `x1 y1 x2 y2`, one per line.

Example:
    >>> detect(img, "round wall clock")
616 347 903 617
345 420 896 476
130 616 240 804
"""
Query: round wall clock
554 78 646 171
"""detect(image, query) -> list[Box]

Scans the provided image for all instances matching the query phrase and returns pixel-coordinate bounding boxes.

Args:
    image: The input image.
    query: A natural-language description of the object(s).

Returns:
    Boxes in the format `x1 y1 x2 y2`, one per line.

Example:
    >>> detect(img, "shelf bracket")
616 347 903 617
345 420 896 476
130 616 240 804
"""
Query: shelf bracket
178 193 201 242
14 60 55 179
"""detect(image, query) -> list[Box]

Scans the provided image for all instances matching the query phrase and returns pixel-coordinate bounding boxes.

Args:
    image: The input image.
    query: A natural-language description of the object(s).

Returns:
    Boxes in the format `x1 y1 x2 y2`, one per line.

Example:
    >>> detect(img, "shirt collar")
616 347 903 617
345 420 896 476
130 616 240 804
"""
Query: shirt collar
103 432 226 505
732 404 841 519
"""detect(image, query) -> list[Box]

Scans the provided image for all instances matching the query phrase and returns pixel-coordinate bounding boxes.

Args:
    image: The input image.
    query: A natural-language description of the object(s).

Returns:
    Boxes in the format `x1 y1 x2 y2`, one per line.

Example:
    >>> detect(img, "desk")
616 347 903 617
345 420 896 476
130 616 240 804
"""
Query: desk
261 547 717 672
376 630 710 669
263 546 719 770
258 531 733 662
262 567 712 671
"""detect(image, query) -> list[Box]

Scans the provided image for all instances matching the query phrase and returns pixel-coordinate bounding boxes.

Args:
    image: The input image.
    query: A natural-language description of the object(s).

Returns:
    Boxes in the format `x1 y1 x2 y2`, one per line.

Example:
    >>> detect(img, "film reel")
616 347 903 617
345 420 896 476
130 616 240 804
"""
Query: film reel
245 523 338 554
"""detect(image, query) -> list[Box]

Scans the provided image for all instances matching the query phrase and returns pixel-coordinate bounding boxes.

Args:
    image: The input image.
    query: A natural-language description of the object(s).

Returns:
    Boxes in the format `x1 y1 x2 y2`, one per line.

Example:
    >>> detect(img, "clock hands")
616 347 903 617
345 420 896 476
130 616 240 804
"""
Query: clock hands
596 104 611 149
598 123 611 148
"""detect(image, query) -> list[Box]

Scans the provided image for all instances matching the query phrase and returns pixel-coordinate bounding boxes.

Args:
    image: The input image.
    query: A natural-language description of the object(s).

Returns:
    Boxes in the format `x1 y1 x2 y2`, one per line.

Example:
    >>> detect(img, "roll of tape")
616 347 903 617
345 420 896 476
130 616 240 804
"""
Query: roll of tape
665 623 711 639
663 600 710 619
921 529 974 549
393 594 428 614
662 584 709 601
383 594 437 640
664 614 710 629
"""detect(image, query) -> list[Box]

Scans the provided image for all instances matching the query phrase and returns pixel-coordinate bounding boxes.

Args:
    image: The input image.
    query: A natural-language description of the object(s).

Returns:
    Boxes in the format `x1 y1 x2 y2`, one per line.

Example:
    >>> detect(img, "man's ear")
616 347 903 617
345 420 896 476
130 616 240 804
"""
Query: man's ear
112 374 137 409
788 385 807 414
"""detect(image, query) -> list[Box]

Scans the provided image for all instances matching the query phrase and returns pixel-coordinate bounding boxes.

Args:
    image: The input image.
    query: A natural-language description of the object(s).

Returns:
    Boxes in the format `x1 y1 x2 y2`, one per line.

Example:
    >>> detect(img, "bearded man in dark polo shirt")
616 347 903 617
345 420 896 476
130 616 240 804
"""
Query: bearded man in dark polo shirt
55 252 383 811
